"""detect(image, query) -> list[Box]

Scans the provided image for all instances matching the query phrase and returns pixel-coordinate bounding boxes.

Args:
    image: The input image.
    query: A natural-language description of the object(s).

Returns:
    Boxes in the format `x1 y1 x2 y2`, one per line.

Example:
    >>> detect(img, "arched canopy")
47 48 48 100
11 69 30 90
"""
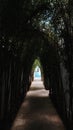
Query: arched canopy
0 1 73 128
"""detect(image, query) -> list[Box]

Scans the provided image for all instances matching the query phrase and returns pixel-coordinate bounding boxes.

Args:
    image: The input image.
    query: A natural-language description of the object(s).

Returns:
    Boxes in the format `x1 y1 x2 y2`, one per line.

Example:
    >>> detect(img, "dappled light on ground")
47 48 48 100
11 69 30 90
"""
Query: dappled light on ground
11 81 66 130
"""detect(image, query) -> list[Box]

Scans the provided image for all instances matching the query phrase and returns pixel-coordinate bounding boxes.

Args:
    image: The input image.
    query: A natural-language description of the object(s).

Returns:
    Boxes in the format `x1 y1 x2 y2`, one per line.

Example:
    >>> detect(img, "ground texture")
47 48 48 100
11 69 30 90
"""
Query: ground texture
11 80 66 130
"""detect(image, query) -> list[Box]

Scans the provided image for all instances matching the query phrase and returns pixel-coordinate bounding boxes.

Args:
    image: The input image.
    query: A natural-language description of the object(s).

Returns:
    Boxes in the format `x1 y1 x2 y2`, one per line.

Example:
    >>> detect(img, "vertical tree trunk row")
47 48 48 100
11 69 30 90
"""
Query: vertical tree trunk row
0 44 32 124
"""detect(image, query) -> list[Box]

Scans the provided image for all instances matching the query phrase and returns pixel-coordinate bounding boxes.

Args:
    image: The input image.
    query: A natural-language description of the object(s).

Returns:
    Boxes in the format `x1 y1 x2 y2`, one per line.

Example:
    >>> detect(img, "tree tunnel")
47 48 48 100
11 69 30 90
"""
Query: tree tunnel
0 0 73 130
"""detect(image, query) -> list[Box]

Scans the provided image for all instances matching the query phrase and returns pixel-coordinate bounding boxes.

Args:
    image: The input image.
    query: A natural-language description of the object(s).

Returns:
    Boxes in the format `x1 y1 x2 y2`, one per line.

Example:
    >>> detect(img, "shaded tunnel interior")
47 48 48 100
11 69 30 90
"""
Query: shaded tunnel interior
0 0 73 130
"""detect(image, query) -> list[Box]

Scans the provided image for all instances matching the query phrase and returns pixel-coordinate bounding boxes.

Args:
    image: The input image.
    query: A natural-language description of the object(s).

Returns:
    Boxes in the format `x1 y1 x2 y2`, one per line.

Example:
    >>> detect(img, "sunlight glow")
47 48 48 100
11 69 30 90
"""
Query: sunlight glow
12 119 26 127
34 66 42 80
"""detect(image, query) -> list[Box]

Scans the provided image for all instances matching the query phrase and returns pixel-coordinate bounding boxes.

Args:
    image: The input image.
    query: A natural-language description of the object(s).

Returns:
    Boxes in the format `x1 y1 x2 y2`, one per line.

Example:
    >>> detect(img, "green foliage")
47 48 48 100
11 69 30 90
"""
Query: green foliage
32 58 42 72
0 0 73 68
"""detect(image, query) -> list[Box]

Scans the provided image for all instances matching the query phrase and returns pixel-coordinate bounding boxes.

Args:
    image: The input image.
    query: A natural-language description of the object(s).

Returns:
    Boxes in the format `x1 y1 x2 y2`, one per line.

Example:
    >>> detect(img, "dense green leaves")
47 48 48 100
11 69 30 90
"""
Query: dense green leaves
31 58 42 72
0 0 72 71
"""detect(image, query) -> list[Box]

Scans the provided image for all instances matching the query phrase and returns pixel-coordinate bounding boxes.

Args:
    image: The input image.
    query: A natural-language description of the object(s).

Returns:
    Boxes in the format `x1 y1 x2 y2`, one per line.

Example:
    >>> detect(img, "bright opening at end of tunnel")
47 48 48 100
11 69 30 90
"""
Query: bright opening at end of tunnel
34 66 41 80
31 58 43 81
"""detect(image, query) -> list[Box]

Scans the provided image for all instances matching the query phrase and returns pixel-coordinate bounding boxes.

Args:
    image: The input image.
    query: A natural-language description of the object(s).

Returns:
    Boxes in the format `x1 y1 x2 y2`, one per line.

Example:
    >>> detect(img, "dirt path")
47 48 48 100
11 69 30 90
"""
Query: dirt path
11 80 66 130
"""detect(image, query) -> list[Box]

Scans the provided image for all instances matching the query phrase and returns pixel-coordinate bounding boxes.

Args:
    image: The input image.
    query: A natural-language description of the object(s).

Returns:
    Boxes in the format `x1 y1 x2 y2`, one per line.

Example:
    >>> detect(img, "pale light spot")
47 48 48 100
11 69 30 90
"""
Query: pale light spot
11 119 26 128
